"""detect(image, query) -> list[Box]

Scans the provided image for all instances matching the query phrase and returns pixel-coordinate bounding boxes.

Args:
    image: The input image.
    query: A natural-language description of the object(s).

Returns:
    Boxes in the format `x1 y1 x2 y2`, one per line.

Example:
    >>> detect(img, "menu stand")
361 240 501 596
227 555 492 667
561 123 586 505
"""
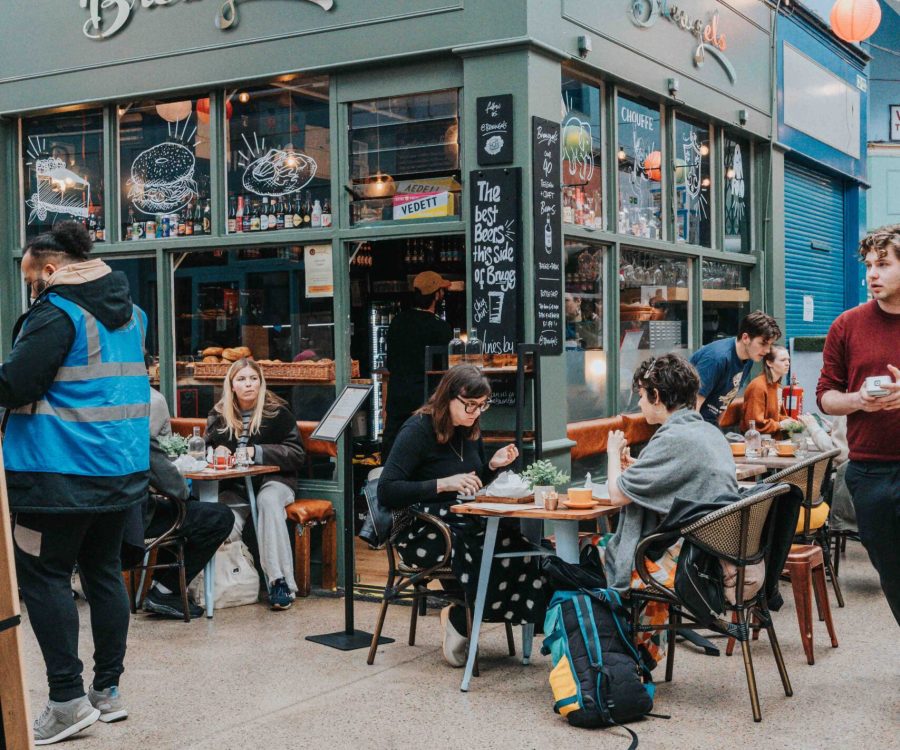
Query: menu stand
306 384 393 651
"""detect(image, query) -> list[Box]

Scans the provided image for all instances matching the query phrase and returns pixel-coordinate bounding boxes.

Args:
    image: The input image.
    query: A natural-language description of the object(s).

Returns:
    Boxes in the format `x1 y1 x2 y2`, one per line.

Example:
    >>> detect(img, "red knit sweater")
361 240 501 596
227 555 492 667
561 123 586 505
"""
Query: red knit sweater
816 301 900 462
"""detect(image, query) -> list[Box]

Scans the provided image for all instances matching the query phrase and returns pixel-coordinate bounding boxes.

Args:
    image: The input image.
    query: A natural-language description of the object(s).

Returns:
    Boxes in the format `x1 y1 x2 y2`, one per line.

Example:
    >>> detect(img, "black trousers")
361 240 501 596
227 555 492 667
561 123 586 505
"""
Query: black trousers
14 511 130 702
145 499 234 593
845 460 900 626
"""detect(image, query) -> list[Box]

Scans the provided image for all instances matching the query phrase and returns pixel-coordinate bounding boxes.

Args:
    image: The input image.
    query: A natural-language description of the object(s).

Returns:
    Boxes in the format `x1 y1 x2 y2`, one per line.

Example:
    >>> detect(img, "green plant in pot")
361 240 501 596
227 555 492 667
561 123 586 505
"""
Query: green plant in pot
784 420 805 444
158 434 190 459
521 460 569 508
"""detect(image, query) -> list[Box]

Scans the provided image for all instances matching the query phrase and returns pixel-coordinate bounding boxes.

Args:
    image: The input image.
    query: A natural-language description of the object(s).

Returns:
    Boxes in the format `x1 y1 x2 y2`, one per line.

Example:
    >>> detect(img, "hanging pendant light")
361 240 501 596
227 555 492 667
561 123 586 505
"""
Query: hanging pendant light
643 150 662 182
155 100 193 123
830 0 881 43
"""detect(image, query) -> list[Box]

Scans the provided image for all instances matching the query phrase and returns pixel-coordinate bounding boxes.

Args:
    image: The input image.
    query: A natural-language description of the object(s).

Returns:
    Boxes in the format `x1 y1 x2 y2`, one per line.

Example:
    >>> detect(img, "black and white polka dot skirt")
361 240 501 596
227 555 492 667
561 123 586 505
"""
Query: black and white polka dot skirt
395 501 547 625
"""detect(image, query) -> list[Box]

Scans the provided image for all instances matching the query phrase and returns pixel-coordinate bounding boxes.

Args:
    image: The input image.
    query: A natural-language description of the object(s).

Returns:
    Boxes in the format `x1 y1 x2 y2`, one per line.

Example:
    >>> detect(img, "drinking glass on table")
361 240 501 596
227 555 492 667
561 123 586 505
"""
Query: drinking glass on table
235 445 250 469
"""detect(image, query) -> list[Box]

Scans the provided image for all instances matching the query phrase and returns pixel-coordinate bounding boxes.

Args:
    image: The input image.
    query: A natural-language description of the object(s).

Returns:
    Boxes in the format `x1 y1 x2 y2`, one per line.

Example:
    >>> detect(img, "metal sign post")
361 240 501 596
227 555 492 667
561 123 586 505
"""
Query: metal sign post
305 385 392 651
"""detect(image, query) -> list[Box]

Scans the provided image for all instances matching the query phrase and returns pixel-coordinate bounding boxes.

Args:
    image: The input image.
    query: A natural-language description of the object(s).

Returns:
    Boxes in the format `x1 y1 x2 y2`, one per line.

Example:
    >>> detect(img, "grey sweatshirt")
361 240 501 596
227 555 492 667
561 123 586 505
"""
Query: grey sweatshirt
604 408 739 591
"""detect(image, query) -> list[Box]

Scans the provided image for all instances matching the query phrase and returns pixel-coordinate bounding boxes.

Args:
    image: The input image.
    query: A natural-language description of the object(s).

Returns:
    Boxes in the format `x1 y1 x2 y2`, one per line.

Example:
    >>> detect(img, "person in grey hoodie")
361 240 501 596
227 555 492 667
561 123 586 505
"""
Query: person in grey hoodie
602 353 738 666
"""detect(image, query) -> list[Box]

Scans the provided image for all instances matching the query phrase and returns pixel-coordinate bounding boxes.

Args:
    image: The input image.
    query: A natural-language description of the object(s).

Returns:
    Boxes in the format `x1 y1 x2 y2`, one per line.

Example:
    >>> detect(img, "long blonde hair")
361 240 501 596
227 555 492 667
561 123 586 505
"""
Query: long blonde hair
213 358 284 440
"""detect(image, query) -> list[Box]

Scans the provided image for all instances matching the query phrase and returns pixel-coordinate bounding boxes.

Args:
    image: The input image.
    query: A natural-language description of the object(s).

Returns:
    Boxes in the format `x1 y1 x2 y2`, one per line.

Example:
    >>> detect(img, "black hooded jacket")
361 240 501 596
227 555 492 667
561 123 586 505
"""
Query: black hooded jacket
0 269 150 514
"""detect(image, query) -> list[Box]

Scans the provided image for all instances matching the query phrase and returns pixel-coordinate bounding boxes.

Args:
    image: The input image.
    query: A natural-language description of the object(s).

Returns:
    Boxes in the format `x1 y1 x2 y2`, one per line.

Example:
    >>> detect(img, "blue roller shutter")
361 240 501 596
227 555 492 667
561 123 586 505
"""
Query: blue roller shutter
784 161 845 338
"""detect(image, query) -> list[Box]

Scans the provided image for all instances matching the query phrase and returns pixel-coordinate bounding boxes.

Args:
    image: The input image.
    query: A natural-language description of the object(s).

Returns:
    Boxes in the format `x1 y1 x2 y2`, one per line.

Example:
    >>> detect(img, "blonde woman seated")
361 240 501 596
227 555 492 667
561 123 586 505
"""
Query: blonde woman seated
206 358 305 610
601 354 738 667
740 344 801 436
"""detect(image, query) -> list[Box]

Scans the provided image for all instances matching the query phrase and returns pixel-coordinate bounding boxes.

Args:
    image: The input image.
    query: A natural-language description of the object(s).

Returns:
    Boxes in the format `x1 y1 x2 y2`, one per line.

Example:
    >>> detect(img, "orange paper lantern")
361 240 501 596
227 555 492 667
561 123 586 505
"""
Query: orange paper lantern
830 0 881 43
643 150 662 182
196 98 233 123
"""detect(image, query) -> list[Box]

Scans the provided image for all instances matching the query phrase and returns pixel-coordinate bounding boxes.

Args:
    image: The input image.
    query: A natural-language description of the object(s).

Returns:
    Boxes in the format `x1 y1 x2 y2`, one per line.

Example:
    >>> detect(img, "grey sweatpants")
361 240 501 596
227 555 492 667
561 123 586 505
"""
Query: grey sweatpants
221 481 297 594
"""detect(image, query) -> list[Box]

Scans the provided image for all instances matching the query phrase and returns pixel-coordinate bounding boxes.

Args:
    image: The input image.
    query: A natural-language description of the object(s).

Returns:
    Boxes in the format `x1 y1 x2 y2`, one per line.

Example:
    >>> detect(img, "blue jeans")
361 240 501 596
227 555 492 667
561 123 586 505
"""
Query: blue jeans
845 460 900 626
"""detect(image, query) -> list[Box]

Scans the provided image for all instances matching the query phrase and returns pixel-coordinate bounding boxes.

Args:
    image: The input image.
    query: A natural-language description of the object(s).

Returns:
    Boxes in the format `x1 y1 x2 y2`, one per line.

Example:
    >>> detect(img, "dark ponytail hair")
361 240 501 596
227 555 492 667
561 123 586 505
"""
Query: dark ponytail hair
24 221 92 263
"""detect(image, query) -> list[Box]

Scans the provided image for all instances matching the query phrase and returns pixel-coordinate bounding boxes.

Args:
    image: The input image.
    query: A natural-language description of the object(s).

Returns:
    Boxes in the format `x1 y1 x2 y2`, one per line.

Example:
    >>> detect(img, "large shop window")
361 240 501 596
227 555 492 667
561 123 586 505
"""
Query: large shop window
119 96 212 241
172 247 336 479
702 261 751 344
724 135 751 252
561 75 603 230
616 94 662 239
564 240 606 423
674 117 712 247
105 257 158 358
22 109 105 242
618 248 690 412
348 89 461 225
225 76 331 234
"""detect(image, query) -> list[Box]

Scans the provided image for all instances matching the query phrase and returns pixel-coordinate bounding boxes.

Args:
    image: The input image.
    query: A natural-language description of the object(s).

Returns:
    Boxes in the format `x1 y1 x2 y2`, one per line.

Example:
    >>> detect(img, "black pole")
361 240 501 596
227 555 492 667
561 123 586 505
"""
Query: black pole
343 427 355 635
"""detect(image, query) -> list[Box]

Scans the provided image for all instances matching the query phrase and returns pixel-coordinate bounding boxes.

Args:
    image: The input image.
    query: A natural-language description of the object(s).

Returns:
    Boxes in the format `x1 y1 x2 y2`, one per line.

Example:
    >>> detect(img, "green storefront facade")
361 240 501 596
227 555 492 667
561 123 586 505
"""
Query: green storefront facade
0 1 781 585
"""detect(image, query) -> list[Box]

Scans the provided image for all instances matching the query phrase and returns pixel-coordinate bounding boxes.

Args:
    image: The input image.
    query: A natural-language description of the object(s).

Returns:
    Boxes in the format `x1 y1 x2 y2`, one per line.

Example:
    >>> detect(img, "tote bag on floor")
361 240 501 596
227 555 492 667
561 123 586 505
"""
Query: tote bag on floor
189 540 259 609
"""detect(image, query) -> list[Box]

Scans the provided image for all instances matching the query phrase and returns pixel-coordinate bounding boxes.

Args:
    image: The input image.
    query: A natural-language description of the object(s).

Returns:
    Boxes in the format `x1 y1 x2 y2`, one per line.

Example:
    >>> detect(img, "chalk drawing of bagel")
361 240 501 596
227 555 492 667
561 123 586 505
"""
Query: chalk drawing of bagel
128 142 198 215
241 147 317 197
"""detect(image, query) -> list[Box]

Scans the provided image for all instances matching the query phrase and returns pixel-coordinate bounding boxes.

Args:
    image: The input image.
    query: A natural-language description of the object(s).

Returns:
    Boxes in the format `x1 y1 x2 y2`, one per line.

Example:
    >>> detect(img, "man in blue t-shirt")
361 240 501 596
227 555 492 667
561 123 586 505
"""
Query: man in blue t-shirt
690 310 782 426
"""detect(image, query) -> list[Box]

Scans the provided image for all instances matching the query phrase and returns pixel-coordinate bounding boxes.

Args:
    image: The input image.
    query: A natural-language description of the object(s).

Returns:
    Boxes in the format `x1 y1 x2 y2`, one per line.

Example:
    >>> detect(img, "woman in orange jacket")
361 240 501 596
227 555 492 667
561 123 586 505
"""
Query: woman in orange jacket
740 345 801 435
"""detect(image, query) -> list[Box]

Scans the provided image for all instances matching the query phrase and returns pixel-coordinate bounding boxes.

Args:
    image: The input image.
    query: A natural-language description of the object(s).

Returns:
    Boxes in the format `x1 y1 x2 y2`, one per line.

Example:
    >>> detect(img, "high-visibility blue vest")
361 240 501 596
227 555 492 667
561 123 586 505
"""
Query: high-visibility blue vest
3 293 150 477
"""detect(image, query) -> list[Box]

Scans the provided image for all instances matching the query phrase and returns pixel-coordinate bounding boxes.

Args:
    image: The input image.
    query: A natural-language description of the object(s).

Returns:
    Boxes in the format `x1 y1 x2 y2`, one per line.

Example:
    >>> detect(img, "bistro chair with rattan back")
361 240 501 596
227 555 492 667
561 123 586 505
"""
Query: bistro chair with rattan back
630 483 794 722
763 448 843 607
125 488 191 623
366 508 515 667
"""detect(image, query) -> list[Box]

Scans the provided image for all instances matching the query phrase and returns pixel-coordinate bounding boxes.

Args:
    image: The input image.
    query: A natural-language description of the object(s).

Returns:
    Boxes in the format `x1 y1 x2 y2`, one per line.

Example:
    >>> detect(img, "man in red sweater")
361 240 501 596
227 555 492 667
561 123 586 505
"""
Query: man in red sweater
817 225 900 626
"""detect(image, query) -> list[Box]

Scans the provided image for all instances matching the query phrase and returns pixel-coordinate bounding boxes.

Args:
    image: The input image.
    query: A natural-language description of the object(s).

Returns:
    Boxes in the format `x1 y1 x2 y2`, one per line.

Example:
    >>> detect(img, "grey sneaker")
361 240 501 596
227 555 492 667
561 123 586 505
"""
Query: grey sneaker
33 696 100 745
88 684 128 723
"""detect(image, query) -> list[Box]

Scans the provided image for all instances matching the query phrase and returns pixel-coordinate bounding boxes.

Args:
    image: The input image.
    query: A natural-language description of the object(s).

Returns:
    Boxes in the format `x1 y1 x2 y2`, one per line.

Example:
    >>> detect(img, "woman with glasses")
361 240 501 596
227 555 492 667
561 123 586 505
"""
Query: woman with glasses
379 365 545 668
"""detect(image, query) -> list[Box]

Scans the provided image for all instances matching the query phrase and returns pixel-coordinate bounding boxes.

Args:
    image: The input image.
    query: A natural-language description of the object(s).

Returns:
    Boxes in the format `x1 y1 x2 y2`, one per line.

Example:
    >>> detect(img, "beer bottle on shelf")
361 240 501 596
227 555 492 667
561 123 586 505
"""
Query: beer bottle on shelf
276 197 285 230
235 195 244 233
267 197 277 230
260 197 270 231
321 199 332 228
227 196 237 233
176 210 186 236
87 211 97 242
95 212 105 242
250 200 261 232
202 198 211 234
292 196 303 228
311 199 322 228
184 203 194 236
302 192 312 228
192 200 203 235
242 197 251 233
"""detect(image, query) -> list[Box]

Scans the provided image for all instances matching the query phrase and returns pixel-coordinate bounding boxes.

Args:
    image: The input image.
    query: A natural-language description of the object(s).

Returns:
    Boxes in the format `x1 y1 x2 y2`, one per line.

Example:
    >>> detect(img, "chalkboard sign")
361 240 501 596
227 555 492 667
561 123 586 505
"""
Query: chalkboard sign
532 117 563 355
476 95 513 166
470 167 522 356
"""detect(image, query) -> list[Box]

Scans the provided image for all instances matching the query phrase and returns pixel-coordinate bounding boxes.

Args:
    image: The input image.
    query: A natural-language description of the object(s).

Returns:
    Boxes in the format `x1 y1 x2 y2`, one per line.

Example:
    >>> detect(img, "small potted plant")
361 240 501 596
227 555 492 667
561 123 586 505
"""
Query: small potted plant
158 434 190 460
784 420 805 445
521 460 570 508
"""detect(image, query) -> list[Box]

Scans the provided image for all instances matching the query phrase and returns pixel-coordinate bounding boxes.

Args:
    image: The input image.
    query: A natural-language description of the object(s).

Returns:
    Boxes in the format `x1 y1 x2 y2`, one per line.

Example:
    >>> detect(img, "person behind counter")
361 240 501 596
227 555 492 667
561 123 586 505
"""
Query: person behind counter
740 345 801 436
603 354 739 667
378 366 545 668
205 358 305 611
381 270 454 461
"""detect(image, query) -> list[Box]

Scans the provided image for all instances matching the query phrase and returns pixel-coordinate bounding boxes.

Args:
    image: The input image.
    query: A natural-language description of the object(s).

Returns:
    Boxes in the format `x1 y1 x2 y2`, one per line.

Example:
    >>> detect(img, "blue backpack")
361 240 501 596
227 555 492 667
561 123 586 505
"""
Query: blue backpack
542 588 655 747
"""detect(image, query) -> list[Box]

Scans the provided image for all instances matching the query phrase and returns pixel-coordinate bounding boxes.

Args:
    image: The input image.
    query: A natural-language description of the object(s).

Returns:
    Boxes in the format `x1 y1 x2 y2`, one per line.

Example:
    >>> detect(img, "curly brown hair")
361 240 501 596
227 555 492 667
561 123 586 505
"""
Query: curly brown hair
858 224 900 261
632 354 700 412
416 365 491 444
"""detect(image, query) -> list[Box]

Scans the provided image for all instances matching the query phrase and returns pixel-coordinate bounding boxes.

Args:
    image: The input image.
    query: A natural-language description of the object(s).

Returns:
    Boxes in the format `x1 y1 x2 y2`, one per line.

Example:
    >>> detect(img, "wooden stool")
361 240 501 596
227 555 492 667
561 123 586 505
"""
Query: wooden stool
784 543 838 665
286 500 337 596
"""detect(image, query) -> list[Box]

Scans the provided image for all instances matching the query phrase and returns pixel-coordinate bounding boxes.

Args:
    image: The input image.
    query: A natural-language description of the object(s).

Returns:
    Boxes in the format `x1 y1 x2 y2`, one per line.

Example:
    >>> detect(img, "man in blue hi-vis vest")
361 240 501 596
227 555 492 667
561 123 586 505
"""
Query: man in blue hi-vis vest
0 222 149 746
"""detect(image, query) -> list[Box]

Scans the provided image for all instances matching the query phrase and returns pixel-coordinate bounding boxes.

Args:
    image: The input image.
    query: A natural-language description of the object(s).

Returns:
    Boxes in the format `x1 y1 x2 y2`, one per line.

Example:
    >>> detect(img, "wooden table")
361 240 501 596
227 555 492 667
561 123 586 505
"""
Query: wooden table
184 465 281 618
735 464 767 481
450 499 619 692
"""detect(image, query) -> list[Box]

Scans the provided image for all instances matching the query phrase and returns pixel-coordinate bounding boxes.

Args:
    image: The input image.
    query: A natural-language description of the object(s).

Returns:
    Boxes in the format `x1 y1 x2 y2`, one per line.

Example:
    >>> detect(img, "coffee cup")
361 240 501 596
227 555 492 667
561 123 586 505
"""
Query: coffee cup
775 442 795 457
567 487 593 504
730 442 746 457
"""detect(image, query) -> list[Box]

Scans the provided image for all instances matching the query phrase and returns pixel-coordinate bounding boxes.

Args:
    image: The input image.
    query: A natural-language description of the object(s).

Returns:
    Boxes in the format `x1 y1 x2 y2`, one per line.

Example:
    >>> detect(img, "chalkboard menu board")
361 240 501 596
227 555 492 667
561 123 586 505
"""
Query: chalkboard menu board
476 95 513 166
532 117 563 355
470 167 522 356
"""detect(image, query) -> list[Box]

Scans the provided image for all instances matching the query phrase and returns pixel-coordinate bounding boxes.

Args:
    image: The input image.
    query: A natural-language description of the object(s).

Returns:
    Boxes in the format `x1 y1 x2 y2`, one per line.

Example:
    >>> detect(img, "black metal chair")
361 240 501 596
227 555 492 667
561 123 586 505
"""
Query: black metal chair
629 483 794 722
763 449 843 607
366 508 515 668
126 489 191 623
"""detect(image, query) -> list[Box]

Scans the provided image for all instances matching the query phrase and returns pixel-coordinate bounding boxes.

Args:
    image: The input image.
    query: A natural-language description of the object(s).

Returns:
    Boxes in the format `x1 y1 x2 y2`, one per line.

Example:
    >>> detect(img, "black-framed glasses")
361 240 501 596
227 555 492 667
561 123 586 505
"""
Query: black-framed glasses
456 396 491 414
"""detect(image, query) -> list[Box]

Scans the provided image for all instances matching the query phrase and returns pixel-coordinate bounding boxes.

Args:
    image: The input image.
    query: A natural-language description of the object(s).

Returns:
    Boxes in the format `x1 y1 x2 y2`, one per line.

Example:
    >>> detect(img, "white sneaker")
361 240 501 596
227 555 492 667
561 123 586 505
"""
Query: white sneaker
440 605 469 668
33 696 100 745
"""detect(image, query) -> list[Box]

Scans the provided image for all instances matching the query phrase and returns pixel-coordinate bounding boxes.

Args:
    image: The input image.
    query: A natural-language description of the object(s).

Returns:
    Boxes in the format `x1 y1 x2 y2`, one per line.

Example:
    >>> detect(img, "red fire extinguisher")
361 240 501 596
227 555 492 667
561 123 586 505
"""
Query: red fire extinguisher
782 375 804 419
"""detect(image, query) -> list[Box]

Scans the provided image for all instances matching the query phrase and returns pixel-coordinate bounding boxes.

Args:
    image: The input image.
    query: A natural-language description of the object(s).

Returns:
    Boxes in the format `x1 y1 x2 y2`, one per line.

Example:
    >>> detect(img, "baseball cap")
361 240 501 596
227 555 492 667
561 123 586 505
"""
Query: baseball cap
413 271 451 295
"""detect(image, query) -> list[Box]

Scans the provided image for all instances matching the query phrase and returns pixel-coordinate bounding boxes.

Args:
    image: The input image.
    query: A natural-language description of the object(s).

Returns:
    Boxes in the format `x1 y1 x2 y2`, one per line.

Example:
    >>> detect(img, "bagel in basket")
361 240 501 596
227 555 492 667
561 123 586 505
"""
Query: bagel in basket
221 347 242 361
202 346 224 357
202 356 220 363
